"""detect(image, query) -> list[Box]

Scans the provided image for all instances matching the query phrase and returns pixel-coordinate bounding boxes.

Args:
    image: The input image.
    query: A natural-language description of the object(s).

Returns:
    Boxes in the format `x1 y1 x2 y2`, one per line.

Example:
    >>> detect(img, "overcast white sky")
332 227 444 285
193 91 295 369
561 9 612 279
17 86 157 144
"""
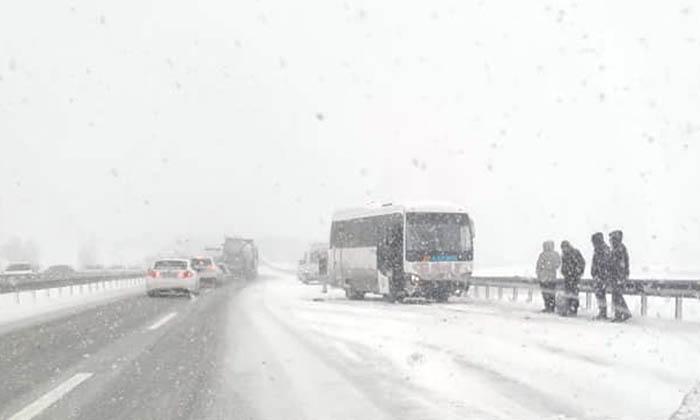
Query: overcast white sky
1 0 699 273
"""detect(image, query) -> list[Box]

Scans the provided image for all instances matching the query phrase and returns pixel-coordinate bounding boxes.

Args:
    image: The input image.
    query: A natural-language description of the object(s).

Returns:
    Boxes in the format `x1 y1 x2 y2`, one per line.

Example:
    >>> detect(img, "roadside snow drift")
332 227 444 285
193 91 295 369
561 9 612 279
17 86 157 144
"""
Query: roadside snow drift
0 278 145 328
221 267 700 420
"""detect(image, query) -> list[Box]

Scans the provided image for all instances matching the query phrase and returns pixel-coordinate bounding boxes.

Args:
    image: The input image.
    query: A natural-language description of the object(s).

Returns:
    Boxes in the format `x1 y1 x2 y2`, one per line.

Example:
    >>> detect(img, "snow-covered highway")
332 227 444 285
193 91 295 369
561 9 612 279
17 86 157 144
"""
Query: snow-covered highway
1 267 698 420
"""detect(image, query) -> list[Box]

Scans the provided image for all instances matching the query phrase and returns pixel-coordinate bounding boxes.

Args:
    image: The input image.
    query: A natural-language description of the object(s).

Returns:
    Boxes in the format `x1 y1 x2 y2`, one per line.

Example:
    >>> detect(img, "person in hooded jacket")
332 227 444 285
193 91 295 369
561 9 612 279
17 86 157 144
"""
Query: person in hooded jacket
536 240 561 313
609 230 631 322
591 232 612 320
560 240 585 316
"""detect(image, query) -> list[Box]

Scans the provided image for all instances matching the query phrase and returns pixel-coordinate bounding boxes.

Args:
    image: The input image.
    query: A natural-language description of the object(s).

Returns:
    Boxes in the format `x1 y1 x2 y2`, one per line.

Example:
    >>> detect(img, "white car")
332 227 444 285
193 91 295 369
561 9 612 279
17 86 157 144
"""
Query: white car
1 262 38 285
146 258 201 297
190 256 223 287
297 243 329 284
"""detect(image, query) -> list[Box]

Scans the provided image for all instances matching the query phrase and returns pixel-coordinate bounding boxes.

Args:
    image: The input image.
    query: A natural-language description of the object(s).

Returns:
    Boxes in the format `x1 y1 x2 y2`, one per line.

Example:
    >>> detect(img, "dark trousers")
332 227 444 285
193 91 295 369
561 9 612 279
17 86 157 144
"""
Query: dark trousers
540 282 556 312
563 278 580 315
611 281 631 319
594 281 607 317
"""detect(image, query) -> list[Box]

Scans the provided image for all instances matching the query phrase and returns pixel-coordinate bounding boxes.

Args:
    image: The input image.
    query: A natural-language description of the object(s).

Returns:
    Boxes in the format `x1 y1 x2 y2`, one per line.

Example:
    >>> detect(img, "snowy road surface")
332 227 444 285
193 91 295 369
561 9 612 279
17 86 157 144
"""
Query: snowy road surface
1 268 698 420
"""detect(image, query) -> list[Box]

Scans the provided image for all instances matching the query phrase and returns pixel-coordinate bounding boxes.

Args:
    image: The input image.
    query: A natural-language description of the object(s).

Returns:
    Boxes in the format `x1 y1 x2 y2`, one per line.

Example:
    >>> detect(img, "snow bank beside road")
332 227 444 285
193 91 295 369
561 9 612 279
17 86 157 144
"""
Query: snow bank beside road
247 266 700 420
670 383 700 420
0 278 145 328
671 382 700 420
467 282 700 323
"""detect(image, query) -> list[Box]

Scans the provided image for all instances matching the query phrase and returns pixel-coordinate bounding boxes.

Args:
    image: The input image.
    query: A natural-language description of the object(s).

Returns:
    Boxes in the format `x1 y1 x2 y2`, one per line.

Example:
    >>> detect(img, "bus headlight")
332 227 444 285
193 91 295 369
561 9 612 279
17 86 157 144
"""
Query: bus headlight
457 261 473 274
407 273 421 285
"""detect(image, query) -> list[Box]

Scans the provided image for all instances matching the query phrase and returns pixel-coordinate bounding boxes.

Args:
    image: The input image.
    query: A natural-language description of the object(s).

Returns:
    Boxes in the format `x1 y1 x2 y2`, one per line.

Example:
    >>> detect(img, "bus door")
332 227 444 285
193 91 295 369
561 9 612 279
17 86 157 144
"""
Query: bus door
376 220 403 295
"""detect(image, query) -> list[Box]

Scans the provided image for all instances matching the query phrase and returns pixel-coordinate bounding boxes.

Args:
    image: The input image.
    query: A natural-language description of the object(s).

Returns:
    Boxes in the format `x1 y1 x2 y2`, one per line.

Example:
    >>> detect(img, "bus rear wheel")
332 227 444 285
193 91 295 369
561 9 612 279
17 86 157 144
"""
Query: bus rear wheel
345 286 365 300
383 292 398 303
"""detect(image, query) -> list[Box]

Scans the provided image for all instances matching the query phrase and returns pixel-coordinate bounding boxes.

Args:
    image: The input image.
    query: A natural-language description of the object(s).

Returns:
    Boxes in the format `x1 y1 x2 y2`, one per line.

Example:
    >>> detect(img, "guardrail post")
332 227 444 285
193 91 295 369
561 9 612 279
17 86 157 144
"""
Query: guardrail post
473 285 479 298
675 297 683 320
641 294 648 317
70 285 74 295
527 288 533 302
15 292 20 304
485 285 490 299
497 287 503 300
512 287 518 301
585 292 592 310
32 289 37 303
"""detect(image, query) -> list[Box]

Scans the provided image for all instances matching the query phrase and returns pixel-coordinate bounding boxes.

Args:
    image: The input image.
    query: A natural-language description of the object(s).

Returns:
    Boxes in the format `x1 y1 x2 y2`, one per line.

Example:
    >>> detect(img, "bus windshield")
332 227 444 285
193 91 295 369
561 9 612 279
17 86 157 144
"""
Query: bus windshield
405 212 472 261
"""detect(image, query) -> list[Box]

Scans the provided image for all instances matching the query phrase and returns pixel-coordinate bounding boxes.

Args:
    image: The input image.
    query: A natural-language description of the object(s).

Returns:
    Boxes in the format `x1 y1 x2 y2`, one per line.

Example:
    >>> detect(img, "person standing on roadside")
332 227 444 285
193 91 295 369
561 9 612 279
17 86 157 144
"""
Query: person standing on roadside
609 230 631 322
560 241 585 316
591 232 612 320
536 240 561 313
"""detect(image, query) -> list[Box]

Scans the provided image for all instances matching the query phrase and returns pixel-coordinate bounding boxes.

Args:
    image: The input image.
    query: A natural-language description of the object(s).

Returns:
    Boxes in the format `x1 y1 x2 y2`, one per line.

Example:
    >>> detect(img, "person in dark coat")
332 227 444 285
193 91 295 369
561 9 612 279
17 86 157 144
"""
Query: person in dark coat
591 232 611 320
536 240 561 313
560 240 585 316
609 230 631 322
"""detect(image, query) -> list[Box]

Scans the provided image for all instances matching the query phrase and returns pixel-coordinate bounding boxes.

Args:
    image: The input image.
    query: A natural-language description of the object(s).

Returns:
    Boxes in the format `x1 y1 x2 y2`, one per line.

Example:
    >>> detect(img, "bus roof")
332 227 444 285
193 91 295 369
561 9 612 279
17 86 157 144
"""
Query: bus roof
331 202 469 222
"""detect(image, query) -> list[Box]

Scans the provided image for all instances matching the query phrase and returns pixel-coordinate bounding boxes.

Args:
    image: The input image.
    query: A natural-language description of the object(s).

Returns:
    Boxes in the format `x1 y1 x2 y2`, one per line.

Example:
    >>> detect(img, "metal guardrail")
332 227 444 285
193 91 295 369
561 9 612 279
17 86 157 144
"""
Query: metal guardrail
468 276 700 320
0 271 145 293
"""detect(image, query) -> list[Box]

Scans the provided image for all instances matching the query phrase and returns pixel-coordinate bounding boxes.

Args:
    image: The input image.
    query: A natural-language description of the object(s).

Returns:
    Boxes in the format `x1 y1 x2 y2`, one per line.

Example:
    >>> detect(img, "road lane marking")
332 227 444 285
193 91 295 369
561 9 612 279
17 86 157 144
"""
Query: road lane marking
147 312 177 330
8 372 93 420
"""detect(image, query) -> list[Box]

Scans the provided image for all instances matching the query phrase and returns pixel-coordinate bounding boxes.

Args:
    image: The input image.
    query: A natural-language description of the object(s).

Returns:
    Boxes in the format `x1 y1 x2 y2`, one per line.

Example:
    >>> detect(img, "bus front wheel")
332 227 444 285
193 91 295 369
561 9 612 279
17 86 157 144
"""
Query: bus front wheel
434 290 450 303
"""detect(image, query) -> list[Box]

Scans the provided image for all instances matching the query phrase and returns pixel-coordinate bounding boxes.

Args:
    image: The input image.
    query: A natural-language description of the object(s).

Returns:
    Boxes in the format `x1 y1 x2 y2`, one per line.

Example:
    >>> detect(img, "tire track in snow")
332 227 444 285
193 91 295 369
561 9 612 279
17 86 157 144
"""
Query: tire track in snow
419 342 587 420
536 343 613 367
262 306 506 420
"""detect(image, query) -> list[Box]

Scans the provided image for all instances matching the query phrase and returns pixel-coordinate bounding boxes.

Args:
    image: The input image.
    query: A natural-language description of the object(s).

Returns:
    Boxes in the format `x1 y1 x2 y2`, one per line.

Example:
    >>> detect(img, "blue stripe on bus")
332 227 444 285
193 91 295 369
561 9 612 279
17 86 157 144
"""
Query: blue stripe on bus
431 255 459 262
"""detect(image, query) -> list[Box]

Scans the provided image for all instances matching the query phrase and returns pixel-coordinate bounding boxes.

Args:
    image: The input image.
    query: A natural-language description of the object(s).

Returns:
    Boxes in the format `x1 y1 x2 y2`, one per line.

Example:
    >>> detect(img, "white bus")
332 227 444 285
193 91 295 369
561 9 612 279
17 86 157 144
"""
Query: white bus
328 202 474 302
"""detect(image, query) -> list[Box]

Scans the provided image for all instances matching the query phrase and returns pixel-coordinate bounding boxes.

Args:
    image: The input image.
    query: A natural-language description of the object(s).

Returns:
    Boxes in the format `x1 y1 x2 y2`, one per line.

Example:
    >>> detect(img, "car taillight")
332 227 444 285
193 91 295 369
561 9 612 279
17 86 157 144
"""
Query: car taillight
179 270 194 279
148 270 160 278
